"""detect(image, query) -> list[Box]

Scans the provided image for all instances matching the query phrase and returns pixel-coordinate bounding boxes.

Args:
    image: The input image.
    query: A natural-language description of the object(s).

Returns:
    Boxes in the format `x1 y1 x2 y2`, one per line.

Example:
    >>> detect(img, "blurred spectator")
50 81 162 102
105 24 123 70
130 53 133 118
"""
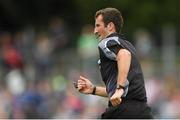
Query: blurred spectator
33 32 53 81
0 32 26 96
49 17 69 54
77 25 99 83
145 77 164 118
134 28 154 59
134 28 155 78
52 73 68 92
1 32 24 71
0 86 13 119
6 69 26 96
57 88 84 118
159 75 180 118
13 90 44 118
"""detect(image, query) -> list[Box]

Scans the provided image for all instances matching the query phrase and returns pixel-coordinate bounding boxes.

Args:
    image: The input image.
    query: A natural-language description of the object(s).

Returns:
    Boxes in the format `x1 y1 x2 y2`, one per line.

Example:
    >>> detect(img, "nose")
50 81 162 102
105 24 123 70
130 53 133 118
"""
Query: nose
94 28 99 37
94 28 97 34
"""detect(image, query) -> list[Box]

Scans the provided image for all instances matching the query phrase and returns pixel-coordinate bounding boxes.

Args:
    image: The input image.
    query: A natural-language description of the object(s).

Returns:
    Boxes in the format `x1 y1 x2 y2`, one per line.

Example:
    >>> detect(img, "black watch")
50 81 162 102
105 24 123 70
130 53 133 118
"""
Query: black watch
116 84 125 90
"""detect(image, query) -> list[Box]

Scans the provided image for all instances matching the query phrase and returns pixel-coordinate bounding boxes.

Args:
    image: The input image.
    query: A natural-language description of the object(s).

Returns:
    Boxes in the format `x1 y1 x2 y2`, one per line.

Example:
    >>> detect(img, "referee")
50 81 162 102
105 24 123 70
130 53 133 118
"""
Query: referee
76 7 153 119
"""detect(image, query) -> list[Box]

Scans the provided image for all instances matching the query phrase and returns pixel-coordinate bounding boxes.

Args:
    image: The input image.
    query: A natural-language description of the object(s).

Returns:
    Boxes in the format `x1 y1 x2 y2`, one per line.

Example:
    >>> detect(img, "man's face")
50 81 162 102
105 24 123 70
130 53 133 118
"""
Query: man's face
94 15 109 40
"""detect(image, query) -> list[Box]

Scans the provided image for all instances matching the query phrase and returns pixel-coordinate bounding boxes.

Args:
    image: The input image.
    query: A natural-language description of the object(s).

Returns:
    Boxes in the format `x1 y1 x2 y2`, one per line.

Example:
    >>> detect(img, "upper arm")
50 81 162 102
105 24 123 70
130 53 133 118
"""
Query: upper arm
116 49 131 61
98 36 132 61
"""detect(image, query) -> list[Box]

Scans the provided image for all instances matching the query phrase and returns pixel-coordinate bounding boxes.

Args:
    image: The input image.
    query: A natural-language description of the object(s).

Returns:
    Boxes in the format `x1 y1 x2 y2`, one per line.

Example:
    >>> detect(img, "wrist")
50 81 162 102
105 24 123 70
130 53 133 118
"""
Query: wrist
92 86 96 95
116 84 125 90
116 87 124 98
116 87 124 93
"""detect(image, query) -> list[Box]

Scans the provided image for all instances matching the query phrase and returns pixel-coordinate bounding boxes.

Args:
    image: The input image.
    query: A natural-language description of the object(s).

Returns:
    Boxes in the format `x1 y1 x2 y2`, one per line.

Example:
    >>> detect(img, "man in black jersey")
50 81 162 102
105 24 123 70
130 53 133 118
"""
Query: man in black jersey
75 7 153 119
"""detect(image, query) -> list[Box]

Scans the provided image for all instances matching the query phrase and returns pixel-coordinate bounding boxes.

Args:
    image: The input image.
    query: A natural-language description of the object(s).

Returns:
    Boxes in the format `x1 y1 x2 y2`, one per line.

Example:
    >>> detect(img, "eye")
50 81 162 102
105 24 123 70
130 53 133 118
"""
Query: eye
96 24 100 27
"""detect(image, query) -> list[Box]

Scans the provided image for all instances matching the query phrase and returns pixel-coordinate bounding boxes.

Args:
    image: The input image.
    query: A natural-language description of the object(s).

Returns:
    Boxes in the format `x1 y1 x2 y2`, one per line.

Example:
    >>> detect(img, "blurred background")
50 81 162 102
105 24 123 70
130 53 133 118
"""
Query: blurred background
0 0 180 119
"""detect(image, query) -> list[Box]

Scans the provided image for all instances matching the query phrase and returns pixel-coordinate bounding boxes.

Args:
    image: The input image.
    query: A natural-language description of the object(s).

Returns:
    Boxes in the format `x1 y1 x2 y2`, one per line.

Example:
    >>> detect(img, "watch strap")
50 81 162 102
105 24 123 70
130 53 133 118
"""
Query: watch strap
116 84 125 90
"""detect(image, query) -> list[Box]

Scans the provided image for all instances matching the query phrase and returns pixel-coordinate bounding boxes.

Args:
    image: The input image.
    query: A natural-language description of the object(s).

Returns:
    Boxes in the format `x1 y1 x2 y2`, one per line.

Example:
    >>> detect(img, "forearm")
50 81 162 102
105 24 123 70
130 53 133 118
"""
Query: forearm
93 86 108 97
77 76 108 97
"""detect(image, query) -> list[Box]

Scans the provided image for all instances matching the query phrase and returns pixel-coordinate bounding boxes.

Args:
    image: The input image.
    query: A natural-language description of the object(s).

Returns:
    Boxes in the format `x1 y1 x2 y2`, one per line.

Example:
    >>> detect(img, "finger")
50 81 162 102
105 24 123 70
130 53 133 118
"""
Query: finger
77 85 83 91
115 98 122 104
78 83 86 87
78 80 86 87
78 79 86 84
110 97 116 106
119 98 122 103
112 100 118 107
115 99 121 105
111 98 121 106
115 98 122 106
78 80 86 86
80 76 88 82
111 99 119 106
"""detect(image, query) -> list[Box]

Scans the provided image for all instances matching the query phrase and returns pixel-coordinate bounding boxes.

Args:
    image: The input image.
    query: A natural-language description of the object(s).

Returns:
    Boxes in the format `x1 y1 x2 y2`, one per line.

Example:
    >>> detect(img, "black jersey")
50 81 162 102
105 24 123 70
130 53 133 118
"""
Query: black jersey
98 33 147 106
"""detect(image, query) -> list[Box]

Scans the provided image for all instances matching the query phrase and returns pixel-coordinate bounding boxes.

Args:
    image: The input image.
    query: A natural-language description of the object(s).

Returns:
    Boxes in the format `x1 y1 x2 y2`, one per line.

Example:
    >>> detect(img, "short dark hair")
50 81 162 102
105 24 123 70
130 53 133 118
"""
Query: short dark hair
95 7 124 33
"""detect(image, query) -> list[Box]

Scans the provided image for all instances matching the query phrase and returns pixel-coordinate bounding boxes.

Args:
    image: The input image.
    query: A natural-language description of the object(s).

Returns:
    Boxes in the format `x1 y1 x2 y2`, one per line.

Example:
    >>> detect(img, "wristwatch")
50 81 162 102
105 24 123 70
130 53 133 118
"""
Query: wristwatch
116 84 125 90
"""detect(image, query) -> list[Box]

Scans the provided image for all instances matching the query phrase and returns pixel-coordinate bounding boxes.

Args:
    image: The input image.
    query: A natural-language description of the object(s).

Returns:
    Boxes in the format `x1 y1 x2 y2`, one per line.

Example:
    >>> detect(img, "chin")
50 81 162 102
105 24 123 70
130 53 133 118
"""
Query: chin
99 36 104 40
99 37 103 41
100 37 106 40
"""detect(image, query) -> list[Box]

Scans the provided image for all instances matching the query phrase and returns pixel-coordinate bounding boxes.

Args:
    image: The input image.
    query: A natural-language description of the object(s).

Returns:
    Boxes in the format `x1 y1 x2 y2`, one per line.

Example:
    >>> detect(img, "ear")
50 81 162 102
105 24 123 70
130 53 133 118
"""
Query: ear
107 22 115 32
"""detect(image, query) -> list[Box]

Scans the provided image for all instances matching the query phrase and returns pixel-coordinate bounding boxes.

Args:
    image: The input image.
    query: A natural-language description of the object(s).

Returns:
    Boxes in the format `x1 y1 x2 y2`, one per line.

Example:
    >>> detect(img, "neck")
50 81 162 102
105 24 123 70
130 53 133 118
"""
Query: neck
106 32 117 38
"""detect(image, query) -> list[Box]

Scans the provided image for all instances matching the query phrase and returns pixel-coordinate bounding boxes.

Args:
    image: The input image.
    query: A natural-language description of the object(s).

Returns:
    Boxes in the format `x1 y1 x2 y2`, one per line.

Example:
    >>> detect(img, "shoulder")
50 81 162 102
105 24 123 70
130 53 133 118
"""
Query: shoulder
98 36 120 49
98 36 123 61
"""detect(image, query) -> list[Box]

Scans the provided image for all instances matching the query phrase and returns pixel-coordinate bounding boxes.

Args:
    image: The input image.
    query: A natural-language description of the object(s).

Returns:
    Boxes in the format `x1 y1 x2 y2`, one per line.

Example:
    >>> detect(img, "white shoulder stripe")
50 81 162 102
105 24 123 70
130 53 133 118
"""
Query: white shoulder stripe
98 36 120 61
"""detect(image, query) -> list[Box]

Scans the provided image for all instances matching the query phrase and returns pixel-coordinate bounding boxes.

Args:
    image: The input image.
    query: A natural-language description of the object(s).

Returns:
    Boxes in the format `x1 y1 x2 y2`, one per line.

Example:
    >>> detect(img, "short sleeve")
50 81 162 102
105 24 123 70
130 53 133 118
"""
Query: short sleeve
98 36 124 61
107 40 123 55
